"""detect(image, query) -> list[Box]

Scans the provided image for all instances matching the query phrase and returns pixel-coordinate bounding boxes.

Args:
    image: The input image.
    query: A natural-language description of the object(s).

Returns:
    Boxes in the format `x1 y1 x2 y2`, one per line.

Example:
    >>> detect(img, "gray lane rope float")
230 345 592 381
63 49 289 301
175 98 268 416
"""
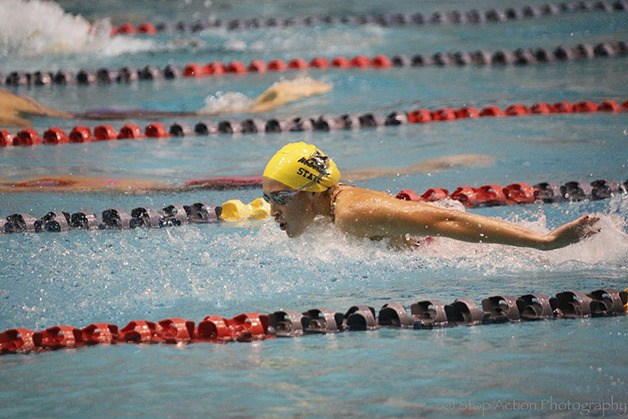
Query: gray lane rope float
1 288 626 354
1 178 625 235
2 41 626 87
109 0 628 35
2 98 626 146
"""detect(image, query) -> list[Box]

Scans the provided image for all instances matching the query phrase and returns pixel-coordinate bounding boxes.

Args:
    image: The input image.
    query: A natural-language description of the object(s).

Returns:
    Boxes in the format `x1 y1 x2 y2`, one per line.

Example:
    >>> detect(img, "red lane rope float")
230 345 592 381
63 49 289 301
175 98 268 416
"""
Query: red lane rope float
1 99 625 147
3 41 626 87
2 288 626 355
108 0 627 36
1 178 625 234
397 179 626 207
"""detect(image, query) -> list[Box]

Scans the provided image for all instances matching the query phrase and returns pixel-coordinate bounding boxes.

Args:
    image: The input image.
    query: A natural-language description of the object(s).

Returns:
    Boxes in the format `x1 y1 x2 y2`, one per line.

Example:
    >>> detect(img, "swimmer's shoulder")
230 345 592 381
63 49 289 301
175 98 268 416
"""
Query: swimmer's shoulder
333 184 406 206
331 185 402 234
330 186 419 240
332 184 434 225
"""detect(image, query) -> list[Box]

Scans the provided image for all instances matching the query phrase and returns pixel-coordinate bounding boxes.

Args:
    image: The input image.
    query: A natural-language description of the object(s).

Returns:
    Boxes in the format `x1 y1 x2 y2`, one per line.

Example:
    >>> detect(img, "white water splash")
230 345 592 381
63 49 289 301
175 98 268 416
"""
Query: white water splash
198 91 254 114
0 0 153 57
2 197 626 329
235 194 628 277
221 24 386 56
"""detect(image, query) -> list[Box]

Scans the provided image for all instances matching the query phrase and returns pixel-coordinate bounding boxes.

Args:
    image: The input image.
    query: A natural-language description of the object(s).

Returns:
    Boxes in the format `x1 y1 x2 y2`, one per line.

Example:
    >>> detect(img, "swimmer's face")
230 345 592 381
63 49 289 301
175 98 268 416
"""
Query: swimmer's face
262 177 317 237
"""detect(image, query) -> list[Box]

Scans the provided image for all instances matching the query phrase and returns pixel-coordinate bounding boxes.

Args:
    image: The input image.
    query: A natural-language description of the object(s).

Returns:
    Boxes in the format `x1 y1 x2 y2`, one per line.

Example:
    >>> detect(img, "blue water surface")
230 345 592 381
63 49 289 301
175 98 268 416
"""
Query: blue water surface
0 0 627 417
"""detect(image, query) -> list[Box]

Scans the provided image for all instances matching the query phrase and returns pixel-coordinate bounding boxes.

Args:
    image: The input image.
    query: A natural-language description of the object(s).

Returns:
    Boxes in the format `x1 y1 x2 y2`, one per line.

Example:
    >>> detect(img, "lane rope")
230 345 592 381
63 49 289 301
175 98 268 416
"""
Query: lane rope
2 41 625 87
108 0 627 35
1 178 625 234
1 288 626 354
1 99 625 147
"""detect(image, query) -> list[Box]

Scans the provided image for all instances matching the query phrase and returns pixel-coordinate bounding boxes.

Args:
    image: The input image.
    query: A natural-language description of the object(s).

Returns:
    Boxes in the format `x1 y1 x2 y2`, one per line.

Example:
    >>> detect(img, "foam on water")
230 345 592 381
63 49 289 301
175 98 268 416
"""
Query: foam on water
215 24 388 56
244 205 628 276
0 0 153 58
1 194 626 329
198 91 254 114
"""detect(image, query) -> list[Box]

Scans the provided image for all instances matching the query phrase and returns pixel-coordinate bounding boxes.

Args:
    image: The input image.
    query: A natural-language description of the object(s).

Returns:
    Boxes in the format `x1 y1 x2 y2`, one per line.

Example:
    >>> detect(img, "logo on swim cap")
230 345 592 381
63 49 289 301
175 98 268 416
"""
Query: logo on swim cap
263 142 340 193
298 151 328 175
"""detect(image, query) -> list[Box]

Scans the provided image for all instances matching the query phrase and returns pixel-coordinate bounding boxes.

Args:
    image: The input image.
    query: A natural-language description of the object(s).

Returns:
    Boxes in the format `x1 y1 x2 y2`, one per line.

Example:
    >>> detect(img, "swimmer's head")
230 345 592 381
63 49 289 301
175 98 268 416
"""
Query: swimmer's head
263 142 340 193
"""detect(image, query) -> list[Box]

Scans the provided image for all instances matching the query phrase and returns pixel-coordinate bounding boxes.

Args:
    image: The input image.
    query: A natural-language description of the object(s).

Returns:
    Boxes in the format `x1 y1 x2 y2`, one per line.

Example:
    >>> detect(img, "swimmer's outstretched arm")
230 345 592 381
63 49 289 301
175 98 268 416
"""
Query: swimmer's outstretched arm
333 188 600 250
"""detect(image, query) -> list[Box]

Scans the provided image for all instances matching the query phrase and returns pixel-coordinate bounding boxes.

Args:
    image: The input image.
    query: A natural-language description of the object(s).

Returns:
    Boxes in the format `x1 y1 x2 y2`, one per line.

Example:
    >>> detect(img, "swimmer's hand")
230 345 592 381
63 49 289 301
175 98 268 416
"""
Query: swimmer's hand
248 77 332 112
542 215 600 250
0 88 71 128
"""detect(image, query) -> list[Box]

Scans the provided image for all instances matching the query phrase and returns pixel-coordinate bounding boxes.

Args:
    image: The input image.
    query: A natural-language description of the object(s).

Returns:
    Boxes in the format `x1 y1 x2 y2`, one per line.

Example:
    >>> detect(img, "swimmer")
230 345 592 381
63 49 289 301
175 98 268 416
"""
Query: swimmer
0 77 331 128
262 142 601 250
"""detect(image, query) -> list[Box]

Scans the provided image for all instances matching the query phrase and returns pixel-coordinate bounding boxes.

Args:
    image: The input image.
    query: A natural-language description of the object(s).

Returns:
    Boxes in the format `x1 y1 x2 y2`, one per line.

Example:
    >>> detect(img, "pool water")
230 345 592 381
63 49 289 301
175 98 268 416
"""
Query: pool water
1 0 627 417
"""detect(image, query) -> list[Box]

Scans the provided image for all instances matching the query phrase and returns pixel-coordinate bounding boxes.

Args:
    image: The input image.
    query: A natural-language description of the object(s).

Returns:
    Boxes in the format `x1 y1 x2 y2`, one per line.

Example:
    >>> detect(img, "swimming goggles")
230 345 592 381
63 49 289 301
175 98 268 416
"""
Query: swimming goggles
263 154 330 205
263 190 301 205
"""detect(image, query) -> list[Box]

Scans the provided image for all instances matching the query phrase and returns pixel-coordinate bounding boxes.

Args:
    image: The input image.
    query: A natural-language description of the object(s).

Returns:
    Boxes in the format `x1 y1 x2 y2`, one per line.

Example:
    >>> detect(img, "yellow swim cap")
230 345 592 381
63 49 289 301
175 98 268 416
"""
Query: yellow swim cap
263 142 340 193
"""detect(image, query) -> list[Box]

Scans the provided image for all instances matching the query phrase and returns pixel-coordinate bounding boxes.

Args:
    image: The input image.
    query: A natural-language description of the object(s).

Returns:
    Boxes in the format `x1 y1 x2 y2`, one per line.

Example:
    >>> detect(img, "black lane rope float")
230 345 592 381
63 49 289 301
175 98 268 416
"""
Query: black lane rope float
108 0 628 35
2 99 626 147
1 178 625 235
1 287 626 355
2 41 625 87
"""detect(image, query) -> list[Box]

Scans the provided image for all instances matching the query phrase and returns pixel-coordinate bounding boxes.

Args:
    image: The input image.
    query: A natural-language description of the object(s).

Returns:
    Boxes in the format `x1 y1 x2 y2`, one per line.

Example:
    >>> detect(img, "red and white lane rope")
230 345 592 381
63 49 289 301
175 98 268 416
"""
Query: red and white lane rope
2 99 625 147
1 288 626 355
3 41 625 87
108 0 627 36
